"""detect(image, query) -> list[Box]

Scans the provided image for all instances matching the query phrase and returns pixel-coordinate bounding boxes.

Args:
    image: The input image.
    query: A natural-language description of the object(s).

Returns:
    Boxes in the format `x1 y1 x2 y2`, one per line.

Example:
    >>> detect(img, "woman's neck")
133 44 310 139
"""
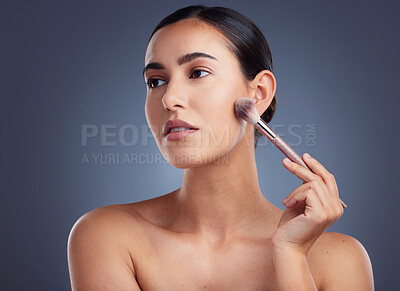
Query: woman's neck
173 135 279 243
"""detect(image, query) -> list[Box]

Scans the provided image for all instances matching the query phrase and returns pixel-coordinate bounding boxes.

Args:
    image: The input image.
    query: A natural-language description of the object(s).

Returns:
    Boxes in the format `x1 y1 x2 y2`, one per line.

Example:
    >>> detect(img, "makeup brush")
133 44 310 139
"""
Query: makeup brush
235 97 347 208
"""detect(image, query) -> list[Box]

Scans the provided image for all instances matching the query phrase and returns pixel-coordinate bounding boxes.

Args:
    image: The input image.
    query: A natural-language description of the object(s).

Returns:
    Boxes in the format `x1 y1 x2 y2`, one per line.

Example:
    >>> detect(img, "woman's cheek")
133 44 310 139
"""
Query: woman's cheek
207 110 243 149
145 97 163 138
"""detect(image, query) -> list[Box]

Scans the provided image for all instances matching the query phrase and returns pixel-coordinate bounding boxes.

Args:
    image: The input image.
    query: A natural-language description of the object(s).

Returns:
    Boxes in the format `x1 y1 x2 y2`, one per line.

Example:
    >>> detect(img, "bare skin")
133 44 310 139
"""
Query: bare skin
118 192 322 290
68 19 374 290
68 195 372 290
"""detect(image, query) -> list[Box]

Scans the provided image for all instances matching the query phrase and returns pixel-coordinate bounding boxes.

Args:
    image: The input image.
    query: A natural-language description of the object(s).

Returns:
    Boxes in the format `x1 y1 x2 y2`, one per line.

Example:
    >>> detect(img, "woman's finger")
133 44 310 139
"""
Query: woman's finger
285 188 339 227
284 188 324 217
283 182 310 205
283 155 345 209
284 180 331 208
302 153 339 198
283 157 320 183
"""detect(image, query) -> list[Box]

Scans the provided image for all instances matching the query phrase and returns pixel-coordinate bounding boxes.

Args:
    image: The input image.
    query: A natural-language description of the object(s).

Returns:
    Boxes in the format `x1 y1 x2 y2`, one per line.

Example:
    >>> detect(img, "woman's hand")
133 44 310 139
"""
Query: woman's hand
271 153 344 255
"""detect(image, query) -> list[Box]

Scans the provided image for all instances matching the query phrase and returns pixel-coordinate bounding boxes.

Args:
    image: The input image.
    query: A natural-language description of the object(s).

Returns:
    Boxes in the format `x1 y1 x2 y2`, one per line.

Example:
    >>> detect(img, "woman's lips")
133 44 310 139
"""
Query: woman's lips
164 119 198 134
163 119 199 141
165 128 199 141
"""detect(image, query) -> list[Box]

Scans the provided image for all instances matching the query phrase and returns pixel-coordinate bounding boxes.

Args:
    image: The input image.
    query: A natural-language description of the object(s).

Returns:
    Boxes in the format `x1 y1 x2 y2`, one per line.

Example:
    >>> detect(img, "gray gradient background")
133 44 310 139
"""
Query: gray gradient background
1 0 399 290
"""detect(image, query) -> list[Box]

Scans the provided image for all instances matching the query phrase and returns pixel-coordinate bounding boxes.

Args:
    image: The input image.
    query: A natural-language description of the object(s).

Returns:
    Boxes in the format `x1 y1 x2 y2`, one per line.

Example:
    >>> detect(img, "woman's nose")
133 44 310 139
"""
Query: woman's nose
162 81 188 112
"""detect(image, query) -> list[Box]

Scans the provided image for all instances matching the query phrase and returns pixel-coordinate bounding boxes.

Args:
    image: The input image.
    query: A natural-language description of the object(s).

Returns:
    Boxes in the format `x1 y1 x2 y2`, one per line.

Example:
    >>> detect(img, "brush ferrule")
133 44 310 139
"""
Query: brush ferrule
255 119 276 140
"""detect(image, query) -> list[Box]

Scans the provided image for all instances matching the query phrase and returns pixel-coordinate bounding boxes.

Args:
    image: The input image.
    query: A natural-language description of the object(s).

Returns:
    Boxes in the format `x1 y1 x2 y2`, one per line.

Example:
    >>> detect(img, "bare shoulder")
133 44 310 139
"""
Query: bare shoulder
68 204 146 249
67 205 144 290
71 203 143 226
124 190 179 227
70 188 176 234
309 232 375 291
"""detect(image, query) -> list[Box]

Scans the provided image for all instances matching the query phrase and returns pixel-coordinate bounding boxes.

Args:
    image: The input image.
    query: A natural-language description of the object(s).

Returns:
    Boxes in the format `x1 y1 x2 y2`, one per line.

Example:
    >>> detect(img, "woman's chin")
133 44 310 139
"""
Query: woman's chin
163 152 205 168
162 149 231 169
169 162 199 169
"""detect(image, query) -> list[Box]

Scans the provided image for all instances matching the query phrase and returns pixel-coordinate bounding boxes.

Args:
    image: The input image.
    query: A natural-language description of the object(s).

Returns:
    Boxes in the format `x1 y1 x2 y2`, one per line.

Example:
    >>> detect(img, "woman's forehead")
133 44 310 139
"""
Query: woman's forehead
145 20 231 63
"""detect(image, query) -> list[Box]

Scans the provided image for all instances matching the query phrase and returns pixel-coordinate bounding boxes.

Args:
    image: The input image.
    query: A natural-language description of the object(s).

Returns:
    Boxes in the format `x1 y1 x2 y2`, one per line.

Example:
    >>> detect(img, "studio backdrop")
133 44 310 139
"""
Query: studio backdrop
1 0 399 289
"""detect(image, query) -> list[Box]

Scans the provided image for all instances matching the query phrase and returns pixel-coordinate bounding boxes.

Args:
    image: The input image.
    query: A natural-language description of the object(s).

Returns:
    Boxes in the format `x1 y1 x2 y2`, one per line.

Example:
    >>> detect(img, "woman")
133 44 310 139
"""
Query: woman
68 5 374 290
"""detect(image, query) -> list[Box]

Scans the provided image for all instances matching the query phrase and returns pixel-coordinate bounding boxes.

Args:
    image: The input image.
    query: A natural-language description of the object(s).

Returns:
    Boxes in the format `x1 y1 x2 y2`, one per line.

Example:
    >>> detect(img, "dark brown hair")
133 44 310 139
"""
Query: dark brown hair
147 5 277 147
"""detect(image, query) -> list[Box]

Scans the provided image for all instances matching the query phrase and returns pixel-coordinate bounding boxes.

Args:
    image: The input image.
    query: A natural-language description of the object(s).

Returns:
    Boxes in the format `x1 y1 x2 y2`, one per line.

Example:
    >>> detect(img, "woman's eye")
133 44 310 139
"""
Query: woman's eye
190 69 210 79
146 78 166 89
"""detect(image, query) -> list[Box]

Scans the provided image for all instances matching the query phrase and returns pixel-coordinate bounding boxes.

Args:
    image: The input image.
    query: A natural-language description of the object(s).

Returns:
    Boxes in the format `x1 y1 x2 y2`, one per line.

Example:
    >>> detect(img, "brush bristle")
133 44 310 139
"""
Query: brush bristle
234 97 260 125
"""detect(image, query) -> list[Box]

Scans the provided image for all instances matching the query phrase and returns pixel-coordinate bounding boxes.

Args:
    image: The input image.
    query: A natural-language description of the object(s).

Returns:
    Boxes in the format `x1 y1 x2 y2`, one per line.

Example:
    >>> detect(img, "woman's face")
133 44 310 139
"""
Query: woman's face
144 19 252 168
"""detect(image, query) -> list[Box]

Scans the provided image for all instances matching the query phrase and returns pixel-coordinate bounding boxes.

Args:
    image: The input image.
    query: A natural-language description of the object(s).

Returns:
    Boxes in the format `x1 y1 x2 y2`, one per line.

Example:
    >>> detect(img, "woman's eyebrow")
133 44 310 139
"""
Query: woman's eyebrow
177 52 218 65
142 52 218 77
142 62 165 77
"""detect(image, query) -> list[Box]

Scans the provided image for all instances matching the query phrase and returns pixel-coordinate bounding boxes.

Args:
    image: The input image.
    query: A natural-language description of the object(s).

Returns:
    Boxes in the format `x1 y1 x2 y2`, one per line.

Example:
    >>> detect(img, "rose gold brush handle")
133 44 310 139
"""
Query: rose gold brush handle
255 123 348 208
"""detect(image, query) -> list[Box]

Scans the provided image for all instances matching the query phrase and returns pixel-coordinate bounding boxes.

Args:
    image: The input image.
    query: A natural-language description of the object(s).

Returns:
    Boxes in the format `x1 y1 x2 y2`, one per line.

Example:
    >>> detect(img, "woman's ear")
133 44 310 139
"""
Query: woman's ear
250 70 276 116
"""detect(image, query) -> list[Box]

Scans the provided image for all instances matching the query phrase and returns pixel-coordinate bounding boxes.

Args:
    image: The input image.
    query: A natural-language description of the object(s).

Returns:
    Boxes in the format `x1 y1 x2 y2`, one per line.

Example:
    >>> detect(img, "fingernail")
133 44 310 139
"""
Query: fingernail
304 153 311 159
283 158 291 165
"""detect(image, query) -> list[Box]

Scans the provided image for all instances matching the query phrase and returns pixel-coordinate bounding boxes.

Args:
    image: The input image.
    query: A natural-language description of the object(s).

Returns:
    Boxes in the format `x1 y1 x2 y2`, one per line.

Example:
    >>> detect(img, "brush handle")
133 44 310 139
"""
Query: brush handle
272 135 309 169
255 123 348 208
